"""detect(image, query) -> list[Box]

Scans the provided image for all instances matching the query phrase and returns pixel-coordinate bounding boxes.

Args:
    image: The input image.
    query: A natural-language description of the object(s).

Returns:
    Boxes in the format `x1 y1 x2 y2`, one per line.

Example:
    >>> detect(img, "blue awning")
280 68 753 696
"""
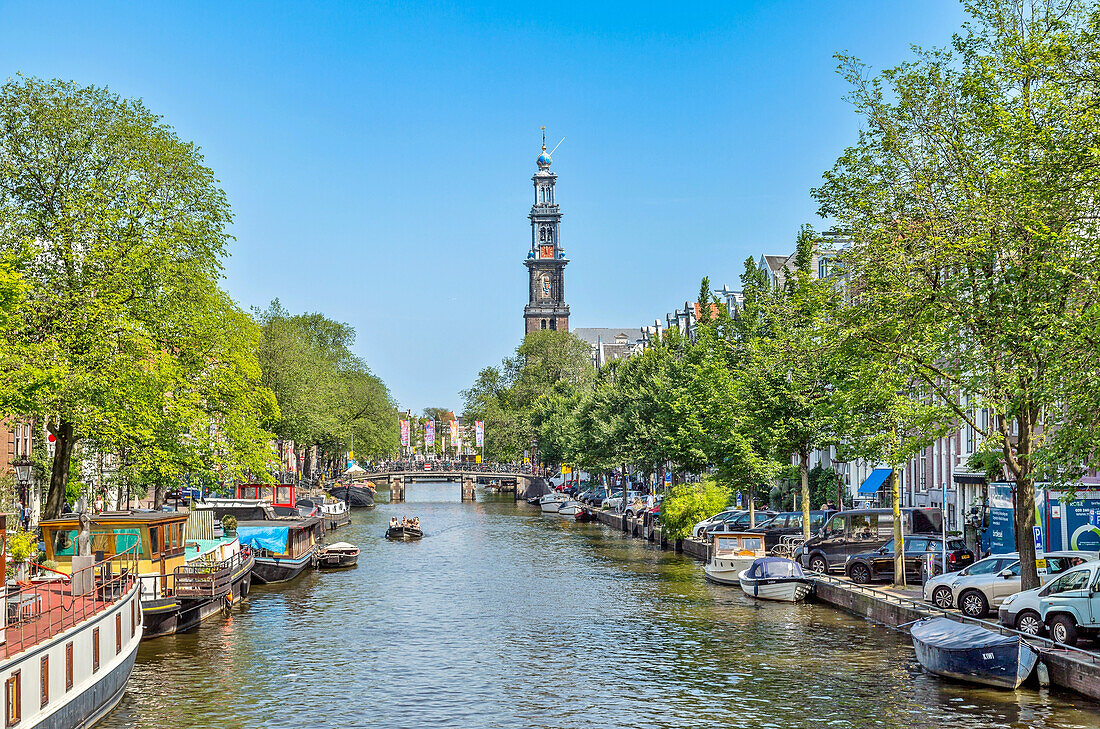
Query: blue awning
858 468 894 494
236 526 289 553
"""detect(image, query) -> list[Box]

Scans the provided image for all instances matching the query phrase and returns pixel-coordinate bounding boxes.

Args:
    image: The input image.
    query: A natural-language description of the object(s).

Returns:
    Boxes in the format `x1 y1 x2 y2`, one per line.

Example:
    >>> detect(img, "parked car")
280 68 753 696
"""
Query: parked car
1039 561 1100 645
844 536 973 584
601 491 640 510
748 510 833 551
624 496 660 518
998 555 1097 635
923 554 1019 610
691 509 744 539
928 550 1097 618
795 508 943 574
702 510 776 538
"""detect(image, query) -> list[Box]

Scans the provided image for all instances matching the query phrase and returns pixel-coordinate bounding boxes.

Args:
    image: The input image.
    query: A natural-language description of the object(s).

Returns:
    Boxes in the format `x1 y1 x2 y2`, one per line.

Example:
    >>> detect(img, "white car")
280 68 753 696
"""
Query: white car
602 491 640 510
923 550 1096 618
691 510 743 539
998 555 1100 635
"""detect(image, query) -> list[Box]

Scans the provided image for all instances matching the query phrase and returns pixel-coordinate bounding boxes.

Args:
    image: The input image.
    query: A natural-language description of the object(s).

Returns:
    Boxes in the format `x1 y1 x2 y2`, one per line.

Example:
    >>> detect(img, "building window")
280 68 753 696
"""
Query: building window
818 256 830 279
92 629 100 673
541 320 547 330
918 452 926 491
39 658 47 709
549 319 557 331
65 643 73 692
115 614 122 654
5 671 20 727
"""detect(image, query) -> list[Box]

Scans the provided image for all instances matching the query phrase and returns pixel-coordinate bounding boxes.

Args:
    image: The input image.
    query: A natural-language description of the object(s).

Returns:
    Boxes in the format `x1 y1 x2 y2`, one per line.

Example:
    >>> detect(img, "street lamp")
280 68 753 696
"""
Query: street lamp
13 457 32 528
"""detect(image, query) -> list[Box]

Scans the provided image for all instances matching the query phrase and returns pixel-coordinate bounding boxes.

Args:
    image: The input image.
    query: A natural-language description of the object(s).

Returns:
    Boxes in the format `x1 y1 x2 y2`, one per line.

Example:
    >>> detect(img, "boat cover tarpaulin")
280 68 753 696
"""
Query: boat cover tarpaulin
910 617 1018 650
236 525 289 552
747 557 805 579
858 467 894 494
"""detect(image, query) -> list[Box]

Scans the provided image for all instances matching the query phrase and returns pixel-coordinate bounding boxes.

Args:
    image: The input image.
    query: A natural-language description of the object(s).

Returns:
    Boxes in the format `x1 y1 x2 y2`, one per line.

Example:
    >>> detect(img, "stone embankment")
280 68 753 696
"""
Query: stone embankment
584 507 1100 703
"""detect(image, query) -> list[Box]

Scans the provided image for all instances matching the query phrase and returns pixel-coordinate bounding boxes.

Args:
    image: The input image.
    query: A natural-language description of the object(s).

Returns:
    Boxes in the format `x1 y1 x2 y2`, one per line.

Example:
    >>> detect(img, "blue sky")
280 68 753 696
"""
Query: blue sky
0 1 967 412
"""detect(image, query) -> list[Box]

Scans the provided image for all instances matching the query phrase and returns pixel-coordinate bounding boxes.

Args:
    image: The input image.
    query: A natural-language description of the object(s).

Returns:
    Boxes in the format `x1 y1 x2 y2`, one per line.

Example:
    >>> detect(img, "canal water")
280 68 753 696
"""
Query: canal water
101 483 1099 729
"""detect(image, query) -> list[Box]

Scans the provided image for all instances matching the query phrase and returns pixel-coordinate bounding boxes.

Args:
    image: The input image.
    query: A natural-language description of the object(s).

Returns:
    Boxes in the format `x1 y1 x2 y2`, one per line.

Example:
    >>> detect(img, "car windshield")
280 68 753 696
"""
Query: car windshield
1047 568 1092 594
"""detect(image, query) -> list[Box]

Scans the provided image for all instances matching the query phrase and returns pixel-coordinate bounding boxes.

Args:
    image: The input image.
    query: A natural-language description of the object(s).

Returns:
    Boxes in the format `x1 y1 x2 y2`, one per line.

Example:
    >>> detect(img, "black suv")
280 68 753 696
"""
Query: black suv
845 536 973 584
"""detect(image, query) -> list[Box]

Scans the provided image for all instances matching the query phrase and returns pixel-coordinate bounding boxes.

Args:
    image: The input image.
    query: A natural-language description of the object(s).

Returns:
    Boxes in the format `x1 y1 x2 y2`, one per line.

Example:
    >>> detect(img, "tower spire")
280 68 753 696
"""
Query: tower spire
541 125 546 150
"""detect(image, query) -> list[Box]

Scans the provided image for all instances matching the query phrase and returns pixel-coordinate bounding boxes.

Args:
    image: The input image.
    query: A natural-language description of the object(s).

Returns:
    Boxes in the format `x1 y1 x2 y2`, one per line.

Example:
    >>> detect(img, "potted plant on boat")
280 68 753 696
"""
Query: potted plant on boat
222 515 238 536
6 529 37 582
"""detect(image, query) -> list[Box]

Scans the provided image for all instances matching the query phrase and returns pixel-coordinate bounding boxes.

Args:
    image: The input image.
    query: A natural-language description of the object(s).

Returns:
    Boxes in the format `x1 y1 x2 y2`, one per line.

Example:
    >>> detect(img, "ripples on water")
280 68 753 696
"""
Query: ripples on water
100 483 1100 728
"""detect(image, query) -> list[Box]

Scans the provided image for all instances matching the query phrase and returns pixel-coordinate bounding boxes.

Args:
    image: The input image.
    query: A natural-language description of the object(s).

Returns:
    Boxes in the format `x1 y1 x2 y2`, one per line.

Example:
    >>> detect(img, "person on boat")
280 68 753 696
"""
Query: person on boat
411 517 420 529
390 517 398 529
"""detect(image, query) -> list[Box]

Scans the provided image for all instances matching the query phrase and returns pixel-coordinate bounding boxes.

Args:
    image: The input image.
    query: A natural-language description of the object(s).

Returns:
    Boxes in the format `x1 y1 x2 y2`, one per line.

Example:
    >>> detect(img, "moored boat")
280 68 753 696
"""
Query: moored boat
2 514 143 729
574 509 595 522
318 542 360 569
327 483 375 508
737 557 813 602
236 517 323 584
909 617 1039 690
557 500 584 516
703 532 767 586
539 493 568 513
298 495 352 530
39 510 254 639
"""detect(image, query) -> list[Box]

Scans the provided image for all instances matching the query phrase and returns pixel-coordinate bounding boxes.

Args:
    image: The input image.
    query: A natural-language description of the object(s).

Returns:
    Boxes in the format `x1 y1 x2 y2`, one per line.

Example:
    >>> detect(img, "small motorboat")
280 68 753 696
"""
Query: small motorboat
539 493 568 513
738 557 813 602
317 542 360 569
574 509 594 522
386 523 423 541
557 500 584 516
909 617 1039 690
704 532 767 586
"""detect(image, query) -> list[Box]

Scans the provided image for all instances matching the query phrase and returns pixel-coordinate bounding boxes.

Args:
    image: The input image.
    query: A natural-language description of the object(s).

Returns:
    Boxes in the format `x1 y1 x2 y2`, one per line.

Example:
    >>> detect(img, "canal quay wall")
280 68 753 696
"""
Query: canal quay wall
587 507 1100 703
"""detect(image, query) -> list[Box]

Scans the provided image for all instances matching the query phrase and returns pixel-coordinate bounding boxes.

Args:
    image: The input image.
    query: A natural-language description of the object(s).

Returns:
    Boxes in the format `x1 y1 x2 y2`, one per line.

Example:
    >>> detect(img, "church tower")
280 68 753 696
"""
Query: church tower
524 132 570 334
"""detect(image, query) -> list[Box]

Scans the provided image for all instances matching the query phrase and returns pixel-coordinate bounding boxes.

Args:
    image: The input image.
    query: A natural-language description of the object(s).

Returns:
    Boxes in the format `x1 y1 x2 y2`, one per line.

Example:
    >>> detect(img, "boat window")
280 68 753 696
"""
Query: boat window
92 628 100 673
53 529 77 557
40 656 48 708
741 537 762 552
6 669 21 726
149 527 159 556
276 486 292 504
1048 569 1091 594
65 643 73 691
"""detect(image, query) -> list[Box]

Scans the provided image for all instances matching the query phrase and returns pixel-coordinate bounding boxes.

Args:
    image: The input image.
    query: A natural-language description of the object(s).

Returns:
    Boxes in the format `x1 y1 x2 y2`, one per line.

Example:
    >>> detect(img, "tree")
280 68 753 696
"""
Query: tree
815 0 1100 588
0 77 235 518
659 478 730 541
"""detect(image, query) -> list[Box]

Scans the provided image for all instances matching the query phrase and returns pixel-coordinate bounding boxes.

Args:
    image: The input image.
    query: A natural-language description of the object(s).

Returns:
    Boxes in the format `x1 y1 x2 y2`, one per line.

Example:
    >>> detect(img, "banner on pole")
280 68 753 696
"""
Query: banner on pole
400 420 410 447
449 420 459 443
475 420 484 447
426 420 435 447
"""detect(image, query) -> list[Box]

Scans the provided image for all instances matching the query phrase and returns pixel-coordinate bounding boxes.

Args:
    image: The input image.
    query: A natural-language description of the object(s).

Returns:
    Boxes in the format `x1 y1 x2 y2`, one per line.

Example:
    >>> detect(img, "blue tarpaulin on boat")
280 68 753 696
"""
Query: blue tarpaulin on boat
858 467 894 494
236 526 288 552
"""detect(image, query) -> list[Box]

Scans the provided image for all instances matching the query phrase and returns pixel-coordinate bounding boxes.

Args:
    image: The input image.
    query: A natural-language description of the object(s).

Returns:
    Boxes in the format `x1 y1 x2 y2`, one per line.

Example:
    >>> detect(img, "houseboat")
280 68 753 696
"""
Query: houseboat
236 517 323 583
192 483 300 522
40 511 253 639
0 514 143 728
326 483 375 508
296 494 351 531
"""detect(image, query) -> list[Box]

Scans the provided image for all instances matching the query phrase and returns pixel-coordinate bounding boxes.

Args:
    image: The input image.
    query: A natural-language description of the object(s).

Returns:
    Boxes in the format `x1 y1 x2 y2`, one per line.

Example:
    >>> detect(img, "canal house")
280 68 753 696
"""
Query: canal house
39 512 253 638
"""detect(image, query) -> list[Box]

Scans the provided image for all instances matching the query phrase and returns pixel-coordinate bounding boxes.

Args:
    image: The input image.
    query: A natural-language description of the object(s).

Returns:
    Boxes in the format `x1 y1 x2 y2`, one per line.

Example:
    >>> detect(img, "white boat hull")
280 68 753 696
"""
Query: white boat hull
738 570 813 602
704 556 759 586
557 501 583 516
541 499 566 513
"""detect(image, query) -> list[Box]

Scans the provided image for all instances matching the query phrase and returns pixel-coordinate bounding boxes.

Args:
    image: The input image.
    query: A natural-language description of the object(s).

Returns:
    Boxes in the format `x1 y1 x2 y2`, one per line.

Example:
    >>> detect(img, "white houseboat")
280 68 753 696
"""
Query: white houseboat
0 514 143 728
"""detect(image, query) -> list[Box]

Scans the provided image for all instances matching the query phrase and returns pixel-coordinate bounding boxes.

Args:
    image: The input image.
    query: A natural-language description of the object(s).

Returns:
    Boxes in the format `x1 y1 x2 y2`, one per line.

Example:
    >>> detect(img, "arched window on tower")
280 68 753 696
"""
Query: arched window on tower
550 319 557 331
541 319 547 330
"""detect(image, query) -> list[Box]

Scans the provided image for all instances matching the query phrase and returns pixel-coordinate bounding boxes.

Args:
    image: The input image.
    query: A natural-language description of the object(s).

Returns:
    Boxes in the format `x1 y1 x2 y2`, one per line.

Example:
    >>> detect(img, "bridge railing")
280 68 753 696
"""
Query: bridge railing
353 462 536 477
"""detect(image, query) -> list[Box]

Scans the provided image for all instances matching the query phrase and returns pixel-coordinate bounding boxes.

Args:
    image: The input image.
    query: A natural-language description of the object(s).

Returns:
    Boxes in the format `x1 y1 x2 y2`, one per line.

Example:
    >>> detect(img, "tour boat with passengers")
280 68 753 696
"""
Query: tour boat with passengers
40 510 254 639
235 517 323 583
703 532 768 586
0 513 143 728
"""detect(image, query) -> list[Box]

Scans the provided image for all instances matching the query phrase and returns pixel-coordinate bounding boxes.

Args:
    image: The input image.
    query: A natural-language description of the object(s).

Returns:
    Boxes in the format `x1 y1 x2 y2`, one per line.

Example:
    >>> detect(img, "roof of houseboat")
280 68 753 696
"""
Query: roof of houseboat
184 536 238 561
41 510 189 527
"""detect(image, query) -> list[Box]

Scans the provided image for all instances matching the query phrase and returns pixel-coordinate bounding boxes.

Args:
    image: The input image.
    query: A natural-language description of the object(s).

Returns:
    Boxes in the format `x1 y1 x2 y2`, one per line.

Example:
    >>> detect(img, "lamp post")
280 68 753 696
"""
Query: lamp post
13 457 33 529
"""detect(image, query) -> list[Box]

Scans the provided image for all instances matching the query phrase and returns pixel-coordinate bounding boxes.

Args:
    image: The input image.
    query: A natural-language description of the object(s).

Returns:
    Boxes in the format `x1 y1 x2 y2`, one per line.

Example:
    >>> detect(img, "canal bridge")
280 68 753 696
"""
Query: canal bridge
347 464 549 503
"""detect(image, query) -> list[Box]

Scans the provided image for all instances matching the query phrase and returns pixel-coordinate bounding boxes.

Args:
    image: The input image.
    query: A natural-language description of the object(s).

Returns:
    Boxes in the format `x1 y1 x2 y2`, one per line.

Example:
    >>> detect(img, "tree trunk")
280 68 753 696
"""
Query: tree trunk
800 451 811 541
150 483 163 510
1012 412 1040 590
45 419 77 520
891 469 905 588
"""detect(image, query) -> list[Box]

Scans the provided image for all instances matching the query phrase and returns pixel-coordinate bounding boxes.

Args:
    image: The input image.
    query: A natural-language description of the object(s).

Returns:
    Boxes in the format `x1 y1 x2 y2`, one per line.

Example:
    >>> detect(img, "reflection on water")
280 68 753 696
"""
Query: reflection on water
101 483 1100 728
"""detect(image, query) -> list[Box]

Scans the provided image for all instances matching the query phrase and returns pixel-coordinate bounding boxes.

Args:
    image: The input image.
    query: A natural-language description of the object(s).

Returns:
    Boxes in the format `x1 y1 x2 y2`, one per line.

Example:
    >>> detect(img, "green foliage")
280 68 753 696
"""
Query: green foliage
221 515 238 533
659 478 729 540
6 529 36 564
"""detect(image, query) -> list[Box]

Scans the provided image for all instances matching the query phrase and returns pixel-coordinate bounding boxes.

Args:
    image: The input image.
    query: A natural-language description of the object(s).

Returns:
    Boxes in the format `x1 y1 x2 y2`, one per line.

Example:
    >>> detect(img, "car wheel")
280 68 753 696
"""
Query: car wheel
1049 614 1079 646
932 586 954 610
849 563 871 584
959 590 989 618
1015 610 1043 636
808 555 829 574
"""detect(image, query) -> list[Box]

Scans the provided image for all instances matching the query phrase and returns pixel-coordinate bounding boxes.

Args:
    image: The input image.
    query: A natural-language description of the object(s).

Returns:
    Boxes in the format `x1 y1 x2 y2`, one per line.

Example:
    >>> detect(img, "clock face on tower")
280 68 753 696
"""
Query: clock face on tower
539 245 554 259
